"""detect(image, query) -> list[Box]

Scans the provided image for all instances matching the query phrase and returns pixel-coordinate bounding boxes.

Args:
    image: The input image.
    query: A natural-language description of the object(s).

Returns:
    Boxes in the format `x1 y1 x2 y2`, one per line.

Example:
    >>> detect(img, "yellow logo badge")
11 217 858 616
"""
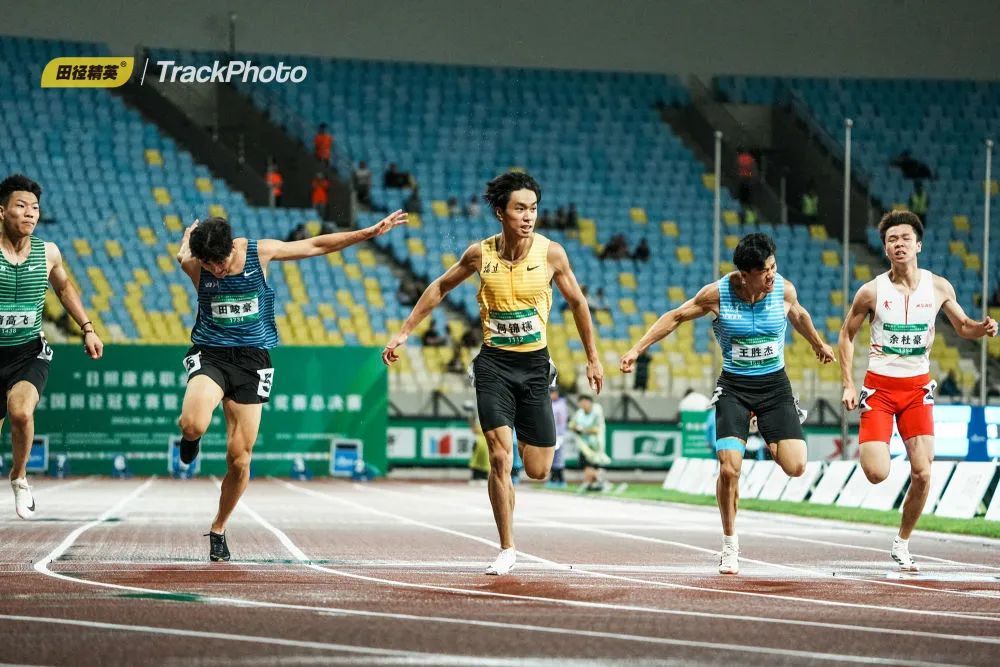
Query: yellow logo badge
40 57 134 88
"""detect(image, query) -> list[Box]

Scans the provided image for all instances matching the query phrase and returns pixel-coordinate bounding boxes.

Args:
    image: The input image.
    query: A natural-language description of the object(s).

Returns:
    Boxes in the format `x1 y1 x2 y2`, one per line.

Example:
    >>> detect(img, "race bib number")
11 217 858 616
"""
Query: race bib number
0 302 37 335
257 368 274 398
488 308 542 347
882 323 929 356
210 293 260 326
183 352 202 376
731 335 781 369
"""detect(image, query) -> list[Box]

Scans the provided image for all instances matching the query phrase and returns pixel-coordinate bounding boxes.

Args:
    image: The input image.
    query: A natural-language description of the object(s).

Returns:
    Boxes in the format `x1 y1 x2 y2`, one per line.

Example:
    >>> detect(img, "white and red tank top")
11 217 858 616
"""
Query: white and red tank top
868 269 936 377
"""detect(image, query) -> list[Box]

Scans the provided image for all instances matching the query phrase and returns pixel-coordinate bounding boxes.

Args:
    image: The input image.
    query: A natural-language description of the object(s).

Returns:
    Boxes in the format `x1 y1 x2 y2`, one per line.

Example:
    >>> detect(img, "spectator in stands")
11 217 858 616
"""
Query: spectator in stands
422 318 446 347
600 234 630 260
802 179 819 222
633 350 651 392
539 209 553 229
570 395 610 492
939 370 960 399
554 207 568 230
396 277 423 306
403 186 423 214
909 180 929 225
464 195 481 219
565 203 579 230
353 161 372 208
633 238 651 262
589 287 610 315
891 150 934 181
310 171 330 219
383 163 410 189
265 157 283 207
446 342 465 373
736 146 757 207
285 222 308 242
447 196 460 219
313 123 333 163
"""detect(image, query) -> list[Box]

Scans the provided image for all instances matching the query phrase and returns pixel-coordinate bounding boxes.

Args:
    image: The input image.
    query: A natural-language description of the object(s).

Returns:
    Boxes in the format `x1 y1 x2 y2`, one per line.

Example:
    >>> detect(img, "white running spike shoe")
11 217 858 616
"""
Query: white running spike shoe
718 543 740 575
11 478 36 520
486 548 517 575
891 538 919 572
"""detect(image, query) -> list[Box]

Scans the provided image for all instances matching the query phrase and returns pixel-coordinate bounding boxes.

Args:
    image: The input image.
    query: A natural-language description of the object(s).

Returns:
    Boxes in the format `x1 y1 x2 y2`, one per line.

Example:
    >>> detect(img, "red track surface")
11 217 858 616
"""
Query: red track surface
0 478 998 665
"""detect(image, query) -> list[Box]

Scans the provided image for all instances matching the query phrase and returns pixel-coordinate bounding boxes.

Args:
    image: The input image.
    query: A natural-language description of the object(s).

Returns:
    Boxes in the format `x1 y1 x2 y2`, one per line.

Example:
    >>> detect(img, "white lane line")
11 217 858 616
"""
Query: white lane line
0 614 465 660
368 482 1000 604
277 480 1000 625
26 476 998 659
751 531 1000 572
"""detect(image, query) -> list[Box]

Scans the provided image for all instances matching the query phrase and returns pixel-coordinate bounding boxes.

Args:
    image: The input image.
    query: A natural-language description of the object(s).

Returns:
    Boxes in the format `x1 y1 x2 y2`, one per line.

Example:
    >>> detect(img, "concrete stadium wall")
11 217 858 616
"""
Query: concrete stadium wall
3 0 998 80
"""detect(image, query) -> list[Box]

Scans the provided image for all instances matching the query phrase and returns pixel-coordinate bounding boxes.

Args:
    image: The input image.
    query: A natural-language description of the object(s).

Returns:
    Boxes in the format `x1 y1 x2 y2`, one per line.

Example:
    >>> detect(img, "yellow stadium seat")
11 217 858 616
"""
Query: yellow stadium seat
854 264 871 281
949 240 966 256
822 250 839 267
144 149 163 166
406 213 422 229
133 268 152 286
722 210 739 226
195 177 213 193
344 264 363 281
209 204 226 219
720 261 734 275
101 239 122 258
326 252 343 266
668 286 685 303
431 201 449 218
157 256 175 273
441 252 457 269
619 272 637 289
595 310 613 327
152 187 171 205
619 298 637 315
830 290 844 307
305 221 322 236
138 227 157 246
363 277 380 291
73 239 92 256
952 215 970 232
660 221 679 237
629 207 648 224
676 246 694 265
358 249 376 267
725 235 739 250
809 225 828 240
992 179 1000 196
406 238 426 256
826 316 841 333
701 174 716 190
964 254 981 270
891 202 908 211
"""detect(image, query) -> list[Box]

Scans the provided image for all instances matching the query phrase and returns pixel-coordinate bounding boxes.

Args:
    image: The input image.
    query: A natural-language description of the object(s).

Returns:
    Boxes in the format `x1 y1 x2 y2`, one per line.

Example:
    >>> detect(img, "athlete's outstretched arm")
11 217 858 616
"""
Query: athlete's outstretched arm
382 243 480 365
936 276 999 339
620 282 718 373
785 280 835 363
549 242 604 394
258 210 407 264
838 281 875 410
176 219 201 288
46 242 103 359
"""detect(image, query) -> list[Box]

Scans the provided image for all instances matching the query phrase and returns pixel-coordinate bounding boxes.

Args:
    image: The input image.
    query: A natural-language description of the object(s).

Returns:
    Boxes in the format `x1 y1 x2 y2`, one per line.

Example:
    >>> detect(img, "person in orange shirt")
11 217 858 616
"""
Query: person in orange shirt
265 158 283 207
313 123 332 163
311 171 330 219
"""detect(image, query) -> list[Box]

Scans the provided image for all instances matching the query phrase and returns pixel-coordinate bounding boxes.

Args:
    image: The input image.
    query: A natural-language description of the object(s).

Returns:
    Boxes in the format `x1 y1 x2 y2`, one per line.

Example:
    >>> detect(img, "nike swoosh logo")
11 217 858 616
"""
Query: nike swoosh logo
243 270 257 277
527 265 540 271
27 501 35 512
25 266 37 271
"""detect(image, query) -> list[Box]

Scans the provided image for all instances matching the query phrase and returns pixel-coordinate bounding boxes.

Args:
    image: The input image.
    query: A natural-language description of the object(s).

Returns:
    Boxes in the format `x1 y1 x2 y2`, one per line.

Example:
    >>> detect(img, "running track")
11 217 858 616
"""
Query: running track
0 478 998 665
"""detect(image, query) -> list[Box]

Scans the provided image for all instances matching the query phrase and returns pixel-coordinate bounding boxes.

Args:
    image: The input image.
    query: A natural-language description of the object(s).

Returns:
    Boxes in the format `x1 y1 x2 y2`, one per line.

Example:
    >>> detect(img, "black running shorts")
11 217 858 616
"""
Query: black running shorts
471 344 557 447
0 337 52 418
183 345 274 404
712 368 804 444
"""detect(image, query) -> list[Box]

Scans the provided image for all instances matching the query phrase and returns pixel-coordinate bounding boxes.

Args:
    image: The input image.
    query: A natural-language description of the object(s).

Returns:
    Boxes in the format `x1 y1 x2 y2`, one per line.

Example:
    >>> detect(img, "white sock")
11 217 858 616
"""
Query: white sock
723 535 738 549
894 536 908 546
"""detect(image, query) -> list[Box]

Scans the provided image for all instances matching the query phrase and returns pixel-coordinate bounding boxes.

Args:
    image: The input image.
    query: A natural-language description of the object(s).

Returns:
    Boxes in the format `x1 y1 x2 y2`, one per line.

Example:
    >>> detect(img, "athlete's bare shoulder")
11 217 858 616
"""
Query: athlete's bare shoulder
694 279 721 309
460 241 482 270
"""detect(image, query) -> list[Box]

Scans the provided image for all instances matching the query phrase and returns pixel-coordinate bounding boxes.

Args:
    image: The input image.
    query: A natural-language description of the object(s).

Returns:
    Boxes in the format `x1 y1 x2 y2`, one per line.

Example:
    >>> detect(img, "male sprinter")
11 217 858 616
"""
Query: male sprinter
0 174 103 518
177 210 406 561
621 233 834 574
383 171 603 575
839 211 996 571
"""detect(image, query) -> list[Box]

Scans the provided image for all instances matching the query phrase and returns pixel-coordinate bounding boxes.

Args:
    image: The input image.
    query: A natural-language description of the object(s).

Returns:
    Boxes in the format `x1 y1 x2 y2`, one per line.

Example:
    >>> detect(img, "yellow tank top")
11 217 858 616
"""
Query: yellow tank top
478 234 552 352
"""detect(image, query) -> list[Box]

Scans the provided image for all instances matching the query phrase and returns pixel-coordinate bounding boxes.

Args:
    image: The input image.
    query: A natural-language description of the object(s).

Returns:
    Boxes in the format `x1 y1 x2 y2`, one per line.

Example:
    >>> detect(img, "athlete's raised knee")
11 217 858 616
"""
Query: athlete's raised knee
779 459 806 477
523 461 550 480
178 412 209 441
863 467 889 484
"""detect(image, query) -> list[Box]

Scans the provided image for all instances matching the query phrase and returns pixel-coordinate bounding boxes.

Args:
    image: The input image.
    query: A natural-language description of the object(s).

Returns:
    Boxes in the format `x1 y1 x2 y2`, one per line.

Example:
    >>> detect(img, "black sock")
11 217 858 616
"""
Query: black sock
180 437 201 464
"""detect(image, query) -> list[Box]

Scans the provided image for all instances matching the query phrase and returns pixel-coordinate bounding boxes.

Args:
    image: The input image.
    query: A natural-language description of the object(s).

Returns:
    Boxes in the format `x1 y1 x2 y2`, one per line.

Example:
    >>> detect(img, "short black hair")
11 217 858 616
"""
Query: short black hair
733 232 776 272
878 210 923 244
483 171 541 213
189 217 233 264
0 174 42 206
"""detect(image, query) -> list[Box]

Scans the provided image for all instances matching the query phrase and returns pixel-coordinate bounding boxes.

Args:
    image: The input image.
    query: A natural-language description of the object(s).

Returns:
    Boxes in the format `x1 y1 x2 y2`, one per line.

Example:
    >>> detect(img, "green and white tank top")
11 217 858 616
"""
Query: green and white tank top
0 236 47 346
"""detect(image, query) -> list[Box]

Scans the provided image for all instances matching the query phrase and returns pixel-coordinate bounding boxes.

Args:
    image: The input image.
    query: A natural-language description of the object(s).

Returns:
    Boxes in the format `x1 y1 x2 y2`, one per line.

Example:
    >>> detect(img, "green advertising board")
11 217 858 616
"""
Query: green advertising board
1 344 387 476
680 409 715 458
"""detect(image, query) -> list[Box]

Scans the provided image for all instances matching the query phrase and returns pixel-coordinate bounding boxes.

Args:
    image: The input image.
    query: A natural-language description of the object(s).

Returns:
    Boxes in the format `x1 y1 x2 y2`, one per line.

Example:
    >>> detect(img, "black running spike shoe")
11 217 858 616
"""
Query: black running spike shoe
205 531 230 562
